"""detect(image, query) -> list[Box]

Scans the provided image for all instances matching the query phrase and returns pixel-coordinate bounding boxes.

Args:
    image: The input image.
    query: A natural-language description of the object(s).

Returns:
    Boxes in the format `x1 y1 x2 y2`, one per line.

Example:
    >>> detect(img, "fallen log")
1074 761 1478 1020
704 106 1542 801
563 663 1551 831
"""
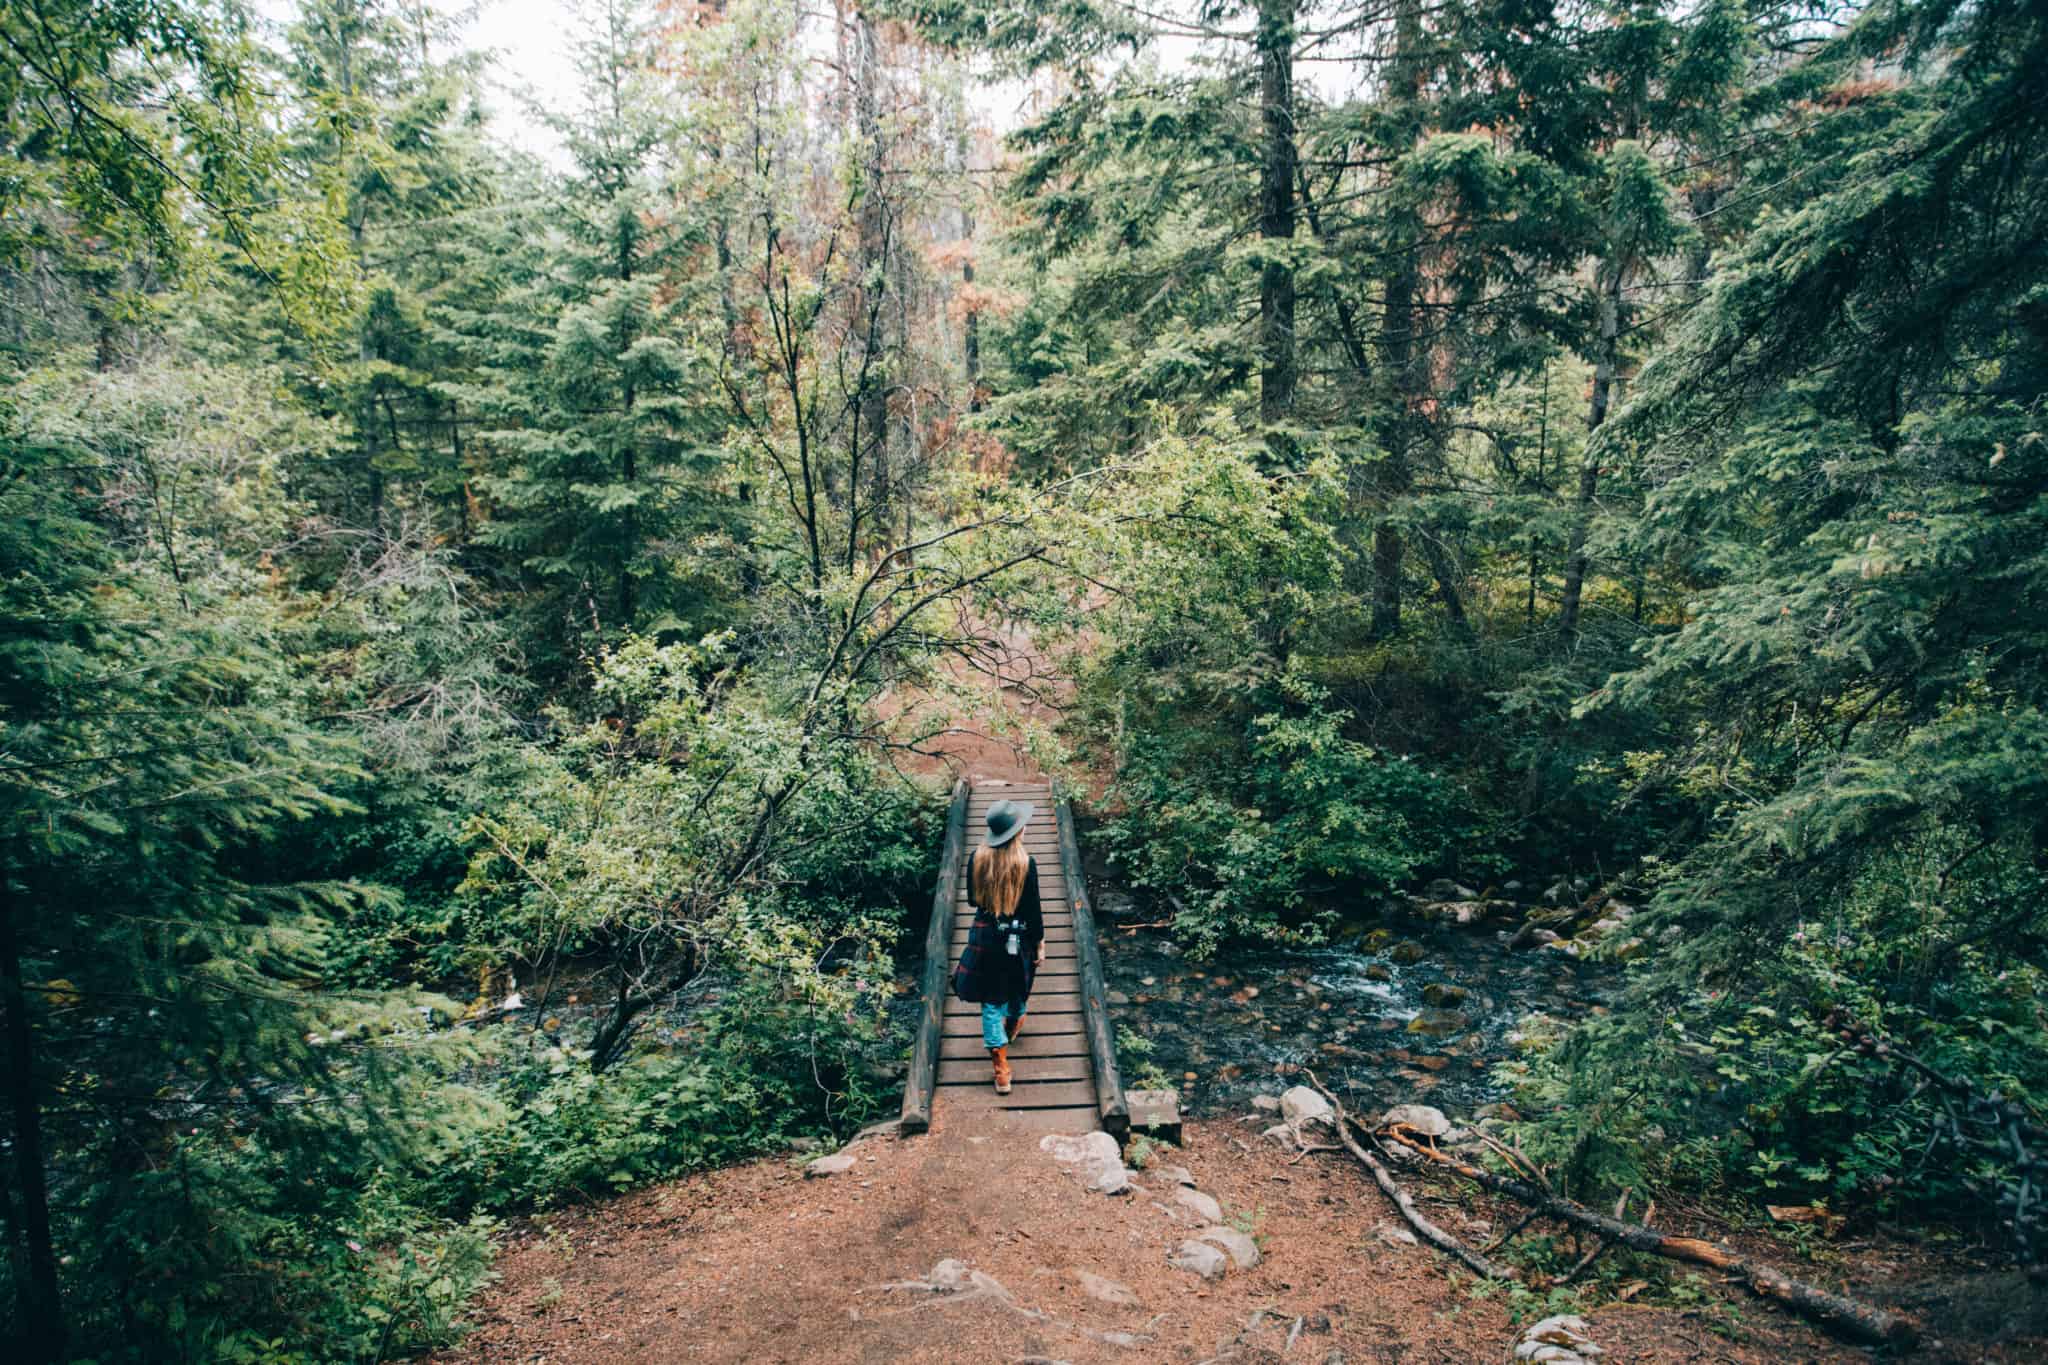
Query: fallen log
1304 1074 1515 1282
1380 1125 1920 1347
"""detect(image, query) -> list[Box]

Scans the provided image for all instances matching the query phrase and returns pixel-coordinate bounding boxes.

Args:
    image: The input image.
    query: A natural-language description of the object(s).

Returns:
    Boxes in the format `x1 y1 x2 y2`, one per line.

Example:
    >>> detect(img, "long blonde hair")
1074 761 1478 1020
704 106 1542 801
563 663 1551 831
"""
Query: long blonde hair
972 836 1029 919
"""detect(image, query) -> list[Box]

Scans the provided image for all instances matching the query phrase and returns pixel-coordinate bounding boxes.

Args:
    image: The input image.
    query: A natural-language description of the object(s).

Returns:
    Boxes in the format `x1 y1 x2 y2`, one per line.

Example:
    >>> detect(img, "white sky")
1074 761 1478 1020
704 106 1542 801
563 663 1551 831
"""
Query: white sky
253 1 1367 169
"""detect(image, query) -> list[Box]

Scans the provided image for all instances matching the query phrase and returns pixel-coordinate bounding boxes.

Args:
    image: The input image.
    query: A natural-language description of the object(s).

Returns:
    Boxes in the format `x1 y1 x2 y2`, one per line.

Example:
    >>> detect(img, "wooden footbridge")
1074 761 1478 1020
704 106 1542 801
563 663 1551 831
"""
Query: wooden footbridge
901 779 1127 1137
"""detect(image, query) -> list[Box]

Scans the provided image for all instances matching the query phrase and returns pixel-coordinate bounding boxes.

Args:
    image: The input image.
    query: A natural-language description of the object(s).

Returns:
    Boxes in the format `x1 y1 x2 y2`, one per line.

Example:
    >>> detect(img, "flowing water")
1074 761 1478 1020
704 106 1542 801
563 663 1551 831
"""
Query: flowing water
1091 879 1614 1121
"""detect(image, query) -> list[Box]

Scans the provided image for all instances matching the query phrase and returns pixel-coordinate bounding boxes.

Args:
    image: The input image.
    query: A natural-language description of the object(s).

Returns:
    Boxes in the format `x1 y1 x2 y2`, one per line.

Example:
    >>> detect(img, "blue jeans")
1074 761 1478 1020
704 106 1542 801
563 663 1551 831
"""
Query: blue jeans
980 1002 1025 1048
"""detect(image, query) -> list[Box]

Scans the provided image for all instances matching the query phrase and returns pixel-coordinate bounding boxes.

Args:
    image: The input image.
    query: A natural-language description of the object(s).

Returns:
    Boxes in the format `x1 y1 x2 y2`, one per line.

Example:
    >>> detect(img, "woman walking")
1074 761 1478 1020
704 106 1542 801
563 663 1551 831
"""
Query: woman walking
950 798 1045 1094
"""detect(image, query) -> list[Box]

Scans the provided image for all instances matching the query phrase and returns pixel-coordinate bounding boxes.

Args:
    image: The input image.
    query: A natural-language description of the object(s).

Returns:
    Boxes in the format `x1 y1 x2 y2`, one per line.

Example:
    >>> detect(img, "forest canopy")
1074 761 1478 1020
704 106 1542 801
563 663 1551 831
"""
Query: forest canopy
2 0 2044 1357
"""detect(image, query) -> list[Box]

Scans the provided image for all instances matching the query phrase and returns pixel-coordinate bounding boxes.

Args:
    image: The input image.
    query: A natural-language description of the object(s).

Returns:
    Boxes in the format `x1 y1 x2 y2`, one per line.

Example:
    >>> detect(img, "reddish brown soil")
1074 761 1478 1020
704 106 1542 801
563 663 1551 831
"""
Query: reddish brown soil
434 1118 2038 1364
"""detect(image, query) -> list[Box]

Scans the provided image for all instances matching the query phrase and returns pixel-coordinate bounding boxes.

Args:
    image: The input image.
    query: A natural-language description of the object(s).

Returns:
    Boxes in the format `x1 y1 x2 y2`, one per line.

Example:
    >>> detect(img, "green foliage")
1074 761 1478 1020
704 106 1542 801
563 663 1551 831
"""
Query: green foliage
1104 679 1472 955
428 969 904 1211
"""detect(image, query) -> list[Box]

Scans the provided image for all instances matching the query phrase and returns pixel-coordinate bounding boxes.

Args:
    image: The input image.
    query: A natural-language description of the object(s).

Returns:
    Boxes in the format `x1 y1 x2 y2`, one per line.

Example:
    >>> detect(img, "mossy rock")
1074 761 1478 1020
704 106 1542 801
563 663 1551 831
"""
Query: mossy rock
1406 1008 1469 1037
1364 962 1394 982
1420 982 1468 1008
1389 939 1427 965
1363 928 1397 953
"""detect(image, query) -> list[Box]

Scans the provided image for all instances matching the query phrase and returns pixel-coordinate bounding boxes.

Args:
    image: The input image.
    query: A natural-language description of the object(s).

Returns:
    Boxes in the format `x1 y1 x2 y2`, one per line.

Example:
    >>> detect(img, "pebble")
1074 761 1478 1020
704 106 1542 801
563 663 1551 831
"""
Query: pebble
805 1152 858 1177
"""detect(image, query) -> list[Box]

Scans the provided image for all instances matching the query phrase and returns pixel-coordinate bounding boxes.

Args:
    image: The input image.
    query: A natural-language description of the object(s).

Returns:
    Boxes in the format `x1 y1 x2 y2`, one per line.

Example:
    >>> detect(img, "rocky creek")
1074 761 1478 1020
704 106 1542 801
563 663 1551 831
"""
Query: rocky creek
1091 878 1615 1121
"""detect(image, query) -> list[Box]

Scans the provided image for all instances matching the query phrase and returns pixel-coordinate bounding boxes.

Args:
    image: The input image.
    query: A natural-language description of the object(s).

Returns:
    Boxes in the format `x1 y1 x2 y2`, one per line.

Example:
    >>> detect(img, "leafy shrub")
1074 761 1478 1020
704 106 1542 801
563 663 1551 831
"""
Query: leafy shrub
426 967 904 1211
1103 677 1474 955
1501 832 2048 1232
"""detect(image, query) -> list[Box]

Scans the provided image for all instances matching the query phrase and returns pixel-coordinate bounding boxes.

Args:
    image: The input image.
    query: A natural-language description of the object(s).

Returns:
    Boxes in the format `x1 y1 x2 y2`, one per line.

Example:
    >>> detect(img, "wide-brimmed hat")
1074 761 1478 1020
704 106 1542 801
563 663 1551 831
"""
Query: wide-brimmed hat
983 798 1036 847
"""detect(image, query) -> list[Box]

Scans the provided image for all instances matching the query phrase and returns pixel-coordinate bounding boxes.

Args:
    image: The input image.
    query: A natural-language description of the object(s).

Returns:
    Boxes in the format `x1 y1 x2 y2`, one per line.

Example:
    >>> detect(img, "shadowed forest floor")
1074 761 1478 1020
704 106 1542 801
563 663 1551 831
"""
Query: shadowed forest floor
432 1118 2043 1363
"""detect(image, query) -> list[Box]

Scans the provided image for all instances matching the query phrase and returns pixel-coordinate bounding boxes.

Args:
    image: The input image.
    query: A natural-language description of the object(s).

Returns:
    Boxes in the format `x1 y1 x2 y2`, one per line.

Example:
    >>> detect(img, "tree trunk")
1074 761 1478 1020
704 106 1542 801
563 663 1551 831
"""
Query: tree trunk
851 12 891 569
1369 0 1426 641
1256 0 1297 457
963 211 982 414
1558 254 1624 643
1 866 66 1361
1382 1126 1921 1347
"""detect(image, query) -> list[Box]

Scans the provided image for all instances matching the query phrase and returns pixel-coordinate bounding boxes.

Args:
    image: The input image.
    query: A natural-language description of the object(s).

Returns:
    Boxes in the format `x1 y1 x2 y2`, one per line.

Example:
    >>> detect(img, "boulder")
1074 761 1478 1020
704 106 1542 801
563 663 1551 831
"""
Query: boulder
805 1151 859 1177
1168 1239 1228 1280
1073 1268 1141 1307
1280 1085 1334 1127
1251 1094 1283 1113
1389 940 1427 965
1174 1186 1223 1222
1195 1225 1261 1270
1424 878 1478 900
1378 1104 1451 1137
1041 1131 1134 1196
1364 963 1394 982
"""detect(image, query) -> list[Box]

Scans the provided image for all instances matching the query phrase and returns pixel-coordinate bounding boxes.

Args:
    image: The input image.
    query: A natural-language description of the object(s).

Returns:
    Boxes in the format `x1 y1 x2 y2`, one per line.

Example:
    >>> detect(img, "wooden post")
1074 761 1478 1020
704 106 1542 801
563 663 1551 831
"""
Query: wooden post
1057 794 1129 1138
899 780 970 1134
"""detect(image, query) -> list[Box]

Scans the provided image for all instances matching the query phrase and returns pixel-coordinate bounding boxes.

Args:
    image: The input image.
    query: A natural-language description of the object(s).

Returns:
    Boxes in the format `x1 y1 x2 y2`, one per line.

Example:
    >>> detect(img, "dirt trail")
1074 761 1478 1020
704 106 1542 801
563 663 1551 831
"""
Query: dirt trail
436 1117 1953 1364
439 624 2039 1364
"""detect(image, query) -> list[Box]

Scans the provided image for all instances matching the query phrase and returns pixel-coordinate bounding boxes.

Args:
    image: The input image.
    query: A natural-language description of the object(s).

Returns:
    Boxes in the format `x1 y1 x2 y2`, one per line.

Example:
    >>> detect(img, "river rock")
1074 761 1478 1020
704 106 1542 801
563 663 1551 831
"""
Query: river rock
1406 1008 1467 1037
1196 1225 1261 1270
805 1151 859 1177
1363 927 1396 953
1389 939 1427 965
1379 1103 1451 1137
1073 1268 1141 1306
1174 1186 1223 1222
1280 1084 1334 1127
1364 962 1393 982
1420 982 1468 1008
1514 1314 1603 1363
1168 1239 1228 1279
1424 878 1478 900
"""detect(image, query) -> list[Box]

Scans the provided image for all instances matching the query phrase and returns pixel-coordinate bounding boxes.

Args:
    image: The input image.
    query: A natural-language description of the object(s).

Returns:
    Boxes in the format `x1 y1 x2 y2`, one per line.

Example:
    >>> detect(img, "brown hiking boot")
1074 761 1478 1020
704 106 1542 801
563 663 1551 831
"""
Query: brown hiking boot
990 1046 1012 1094
1005 1011 1026 1045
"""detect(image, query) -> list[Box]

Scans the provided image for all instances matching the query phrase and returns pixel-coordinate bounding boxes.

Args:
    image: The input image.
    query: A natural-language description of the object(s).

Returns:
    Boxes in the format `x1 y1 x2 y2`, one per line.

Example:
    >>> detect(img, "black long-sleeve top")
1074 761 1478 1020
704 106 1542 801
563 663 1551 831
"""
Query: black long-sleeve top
966 847 1043 1004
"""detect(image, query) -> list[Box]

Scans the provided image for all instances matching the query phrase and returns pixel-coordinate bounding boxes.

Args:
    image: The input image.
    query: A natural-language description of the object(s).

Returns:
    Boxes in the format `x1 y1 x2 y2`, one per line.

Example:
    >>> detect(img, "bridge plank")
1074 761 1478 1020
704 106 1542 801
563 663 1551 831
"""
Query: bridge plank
938 1033 1088 1060
922 782 1116 1135
946 990 1081 1013
937 1055 1090 1084
941 1079 1100 1110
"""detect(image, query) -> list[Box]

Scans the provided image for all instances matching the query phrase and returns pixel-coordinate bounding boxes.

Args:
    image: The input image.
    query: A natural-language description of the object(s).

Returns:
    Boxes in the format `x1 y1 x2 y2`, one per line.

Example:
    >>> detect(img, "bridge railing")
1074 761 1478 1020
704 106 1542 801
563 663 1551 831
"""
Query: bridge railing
1056 788 1129 1138
899 778 969 1135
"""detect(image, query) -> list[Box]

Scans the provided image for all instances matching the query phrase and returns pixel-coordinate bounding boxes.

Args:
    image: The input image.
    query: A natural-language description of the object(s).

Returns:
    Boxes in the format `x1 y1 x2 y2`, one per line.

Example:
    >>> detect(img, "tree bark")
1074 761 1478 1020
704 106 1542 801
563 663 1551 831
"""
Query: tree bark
1309 1076 1512 1280
1369 0 1426 640
1558 250 1625 643
1256 0 1298 457
1381 1126 1921 1347
1 865 66 1361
